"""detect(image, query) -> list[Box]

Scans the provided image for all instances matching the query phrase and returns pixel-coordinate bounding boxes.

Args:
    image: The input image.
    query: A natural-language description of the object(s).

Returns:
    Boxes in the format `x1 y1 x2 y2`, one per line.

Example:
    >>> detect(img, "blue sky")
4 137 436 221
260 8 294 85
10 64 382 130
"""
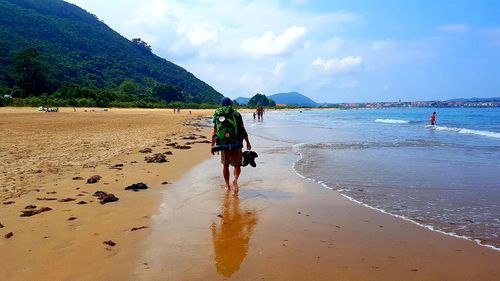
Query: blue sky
66 0 500 103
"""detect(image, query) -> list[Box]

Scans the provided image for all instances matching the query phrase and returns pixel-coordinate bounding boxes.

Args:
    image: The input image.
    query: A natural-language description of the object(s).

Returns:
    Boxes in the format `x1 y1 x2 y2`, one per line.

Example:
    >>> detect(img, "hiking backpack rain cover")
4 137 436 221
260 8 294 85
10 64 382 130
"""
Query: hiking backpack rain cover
213 106 241 145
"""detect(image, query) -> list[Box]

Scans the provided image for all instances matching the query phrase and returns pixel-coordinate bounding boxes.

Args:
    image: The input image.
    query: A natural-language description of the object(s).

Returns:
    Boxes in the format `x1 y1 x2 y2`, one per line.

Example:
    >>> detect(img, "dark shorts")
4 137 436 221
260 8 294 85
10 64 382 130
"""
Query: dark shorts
221 149 243 167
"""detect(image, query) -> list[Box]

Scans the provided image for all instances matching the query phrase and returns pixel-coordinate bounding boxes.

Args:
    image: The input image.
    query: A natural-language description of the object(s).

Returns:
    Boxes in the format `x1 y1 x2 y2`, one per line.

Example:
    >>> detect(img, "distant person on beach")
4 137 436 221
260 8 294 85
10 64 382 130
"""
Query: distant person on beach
430 112 436 125
211 97 251 194
256 106 264 121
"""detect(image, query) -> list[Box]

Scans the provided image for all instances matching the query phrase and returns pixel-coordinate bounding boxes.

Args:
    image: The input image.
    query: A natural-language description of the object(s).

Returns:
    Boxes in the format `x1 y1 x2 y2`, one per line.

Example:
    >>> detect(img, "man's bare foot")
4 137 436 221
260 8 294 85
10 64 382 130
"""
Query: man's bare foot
232 180 239 195
225 184 231 191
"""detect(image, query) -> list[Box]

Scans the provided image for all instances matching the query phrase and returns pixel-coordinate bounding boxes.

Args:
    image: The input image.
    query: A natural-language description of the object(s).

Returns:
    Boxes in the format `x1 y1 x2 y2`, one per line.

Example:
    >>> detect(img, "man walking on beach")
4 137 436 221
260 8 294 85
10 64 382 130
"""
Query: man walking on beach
211 97 251 194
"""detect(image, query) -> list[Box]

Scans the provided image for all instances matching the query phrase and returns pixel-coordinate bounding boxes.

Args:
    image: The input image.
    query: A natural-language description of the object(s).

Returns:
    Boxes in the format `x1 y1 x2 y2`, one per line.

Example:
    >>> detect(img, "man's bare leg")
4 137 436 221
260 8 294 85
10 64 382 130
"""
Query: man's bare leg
223 164 231 191
233 166 241 195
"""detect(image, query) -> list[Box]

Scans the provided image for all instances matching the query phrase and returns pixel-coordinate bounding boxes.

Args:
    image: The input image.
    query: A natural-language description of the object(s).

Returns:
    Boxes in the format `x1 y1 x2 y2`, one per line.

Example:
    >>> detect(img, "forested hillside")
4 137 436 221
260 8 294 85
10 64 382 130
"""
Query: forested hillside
0 0 223 107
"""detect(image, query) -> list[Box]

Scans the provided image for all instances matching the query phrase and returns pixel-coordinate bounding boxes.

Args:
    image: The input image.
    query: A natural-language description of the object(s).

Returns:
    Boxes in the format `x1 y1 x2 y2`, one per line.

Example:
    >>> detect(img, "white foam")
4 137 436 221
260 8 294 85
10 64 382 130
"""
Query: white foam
432 125 500 139
291 143 500 252
375 118 410 124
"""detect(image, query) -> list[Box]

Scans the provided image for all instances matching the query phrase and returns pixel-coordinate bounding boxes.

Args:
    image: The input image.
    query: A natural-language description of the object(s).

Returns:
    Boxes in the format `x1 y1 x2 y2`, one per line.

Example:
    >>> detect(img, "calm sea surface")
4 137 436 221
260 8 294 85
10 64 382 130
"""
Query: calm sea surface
245 107 500 249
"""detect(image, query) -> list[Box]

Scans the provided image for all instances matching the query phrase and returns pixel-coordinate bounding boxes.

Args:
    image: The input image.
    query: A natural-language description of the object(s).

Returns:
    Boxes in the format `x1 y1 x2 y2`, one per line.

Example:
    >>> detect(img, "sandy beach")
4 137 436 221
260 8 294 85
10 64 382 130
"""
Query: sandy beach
1 108 499 281
0 107 214 280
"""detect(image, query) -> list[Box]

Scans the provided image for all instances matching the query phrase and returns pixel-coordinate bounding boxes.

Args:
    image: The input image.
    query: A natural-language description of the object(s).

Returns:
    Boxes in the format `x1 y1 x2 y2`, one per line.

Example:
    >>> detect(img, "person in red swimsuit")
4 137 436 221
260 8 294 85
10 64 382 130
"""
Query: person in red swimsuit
430 112 436 125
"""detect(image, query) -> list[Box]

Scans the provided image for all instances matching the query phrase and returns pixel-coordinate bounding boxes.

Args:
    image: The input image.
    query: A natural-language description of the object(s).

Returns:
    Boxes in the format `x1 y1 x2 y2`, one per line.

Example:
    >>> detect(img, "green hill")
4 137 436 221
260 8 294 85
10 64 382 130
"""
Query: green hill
269 92 317 106
0 0 223 105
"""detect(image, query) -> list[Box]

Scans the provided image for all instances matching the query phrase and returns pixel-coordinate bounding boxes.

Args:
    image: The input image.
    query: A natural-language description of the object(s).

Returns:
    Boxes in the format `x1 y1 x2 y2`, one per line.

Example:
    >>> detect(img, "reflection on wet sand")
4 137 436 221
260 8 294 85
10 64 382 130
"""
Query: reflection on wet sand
211 193 259 278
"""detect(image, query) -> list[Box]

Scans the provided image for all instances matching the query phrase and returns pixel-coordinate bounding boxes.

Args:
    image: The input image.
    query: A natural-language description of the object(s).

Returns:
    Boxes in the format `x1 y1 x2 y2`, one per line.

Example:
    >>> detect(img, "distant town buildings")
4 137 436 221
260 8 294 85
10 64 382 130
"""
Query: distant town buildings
326 100 500 109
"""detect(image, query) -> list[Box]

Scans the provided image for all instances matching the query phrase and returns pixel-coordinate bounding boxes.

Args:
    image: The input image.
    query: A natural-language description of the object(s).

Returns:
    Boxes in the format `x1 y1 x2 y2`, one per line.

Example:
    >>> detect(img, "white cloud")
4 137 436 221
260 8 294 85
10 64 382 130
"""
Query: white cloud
241 26 307 56
313 56 363 74
273 62 285 75
438 24 470 33
185 27 217 46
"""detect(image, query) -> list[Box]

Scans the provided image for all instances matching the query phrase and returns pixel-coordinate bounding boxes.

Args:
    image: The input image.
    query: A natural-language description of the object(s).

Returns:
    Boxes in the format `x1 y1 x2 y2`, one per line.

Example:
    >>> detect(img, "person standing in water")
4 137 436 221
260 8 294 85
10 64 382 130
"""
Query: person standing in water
430 112 436 126
211 97 251 194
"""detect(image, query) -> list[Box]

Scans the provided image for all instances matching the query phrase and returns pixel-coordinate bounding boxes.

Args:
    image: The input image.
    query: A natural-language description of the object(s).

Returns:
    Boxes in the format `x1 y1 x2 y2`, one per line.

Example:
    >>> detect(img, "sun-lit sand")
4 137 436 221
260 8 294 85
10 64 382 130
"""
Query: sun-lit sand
1 107 499 281
0 107 214 280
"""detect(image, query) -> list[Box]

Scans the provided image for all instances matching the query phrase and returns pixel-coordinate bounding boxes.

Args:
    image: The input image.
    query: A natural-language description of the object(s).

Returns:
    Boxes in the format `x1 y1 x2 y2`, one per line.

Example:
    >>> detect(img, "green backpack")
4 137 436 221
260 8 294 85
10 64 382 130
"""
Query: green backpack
213 106 240 145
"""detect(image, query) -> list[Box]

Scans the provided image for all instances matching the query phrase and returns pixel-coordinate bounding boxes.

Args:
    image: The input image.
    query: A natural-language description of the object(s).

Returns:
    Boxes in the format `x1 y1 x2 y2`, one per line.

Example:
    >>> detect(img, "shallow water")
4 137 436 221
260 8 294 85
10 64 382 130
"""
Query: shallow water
246 108 500 249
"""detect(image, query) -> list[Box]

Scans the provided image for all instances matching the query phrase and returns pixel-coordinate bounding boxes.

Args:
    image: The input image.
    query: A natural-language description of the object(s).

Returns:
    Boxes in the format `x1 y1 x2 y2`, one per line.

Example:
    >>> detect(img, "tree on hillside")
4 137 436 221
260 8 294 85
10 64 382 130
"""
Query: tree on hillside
248 93 270 107
10 48 48 97
153 83 185 102
131 38 152 52
120 80 138 96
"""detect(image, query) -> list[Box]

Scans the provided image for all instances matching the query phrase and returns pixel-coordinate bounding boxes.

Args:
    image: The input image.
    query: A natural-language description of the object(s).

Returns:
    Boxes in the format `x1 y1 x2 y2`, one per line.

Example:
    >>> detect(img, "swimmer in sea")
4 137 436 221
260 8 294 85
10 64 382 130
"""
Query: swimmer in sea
430 112 436 126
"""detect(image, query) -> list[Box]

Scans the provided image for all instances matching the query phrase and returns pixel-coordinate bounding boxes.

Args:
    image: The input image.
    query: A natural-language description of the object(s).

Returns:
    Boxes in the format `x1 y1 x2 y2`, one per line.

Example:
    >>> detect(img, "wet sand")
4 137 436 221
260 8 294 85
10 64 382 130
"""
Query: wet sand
136 135 500 281
0 107 213 281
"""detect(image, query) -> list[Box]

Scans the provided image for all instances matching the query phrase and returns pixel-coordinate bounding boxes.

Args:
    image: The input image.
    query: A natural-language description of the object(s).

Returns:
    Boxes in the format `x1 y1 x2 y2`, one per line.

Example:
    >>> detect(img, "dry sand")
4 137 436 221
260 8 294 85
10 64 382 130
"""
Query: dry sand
0 107 214 281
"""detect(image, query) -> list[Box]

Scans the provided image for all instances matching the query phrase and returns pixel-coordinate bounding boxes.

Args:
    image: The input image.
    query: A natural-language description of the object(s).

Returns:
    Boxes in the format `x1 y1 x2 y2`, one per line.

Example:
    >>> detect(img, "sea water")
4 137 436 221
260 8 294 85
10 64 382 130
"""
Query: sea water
245 107 500 249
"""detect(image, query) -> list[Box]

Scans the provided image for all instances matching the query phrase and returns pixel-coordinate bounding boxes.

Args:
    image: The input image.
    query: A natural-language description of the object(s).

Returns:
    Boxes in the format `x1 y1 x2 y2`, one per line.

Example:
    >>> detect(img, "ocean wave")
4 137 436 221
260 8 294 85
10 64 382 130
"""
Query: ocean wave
290 146 500 251
375 118 410 124
294 140 449 151
432 126 500 139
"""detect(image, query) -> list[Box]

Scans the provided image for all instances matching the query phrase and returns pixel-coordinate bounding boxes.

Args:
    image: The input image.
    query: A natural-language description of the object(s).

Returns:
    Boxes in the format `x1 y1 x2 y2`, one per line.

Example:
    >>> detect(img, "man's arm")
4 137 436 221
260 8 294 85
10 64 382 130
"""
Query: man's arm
238 116 252 150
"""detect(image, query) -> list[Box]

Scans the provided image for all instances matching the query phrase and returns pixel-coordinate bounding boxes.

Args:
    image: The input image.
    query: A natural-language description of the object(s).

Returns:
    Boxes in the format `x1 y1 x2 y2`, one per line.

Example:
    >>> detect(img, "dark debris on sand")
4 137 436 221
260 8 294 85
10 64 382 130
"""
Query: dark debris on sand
110 163 124 170
174 145 191 150
77 201 88 205
93 191 119 204
103 240 116 247
58 198 76 202
25 205 37 209
72 176 83 180
125 182 149 192
161 181 170 185
0 222 4 228
37 197 57 201
139 148 153 153
131 226 149 231
68 217 77 221
144 153 168 163
3 201 15 205
5 232 13 239
87 175 102 184
186 140 211 145
20 207 52 217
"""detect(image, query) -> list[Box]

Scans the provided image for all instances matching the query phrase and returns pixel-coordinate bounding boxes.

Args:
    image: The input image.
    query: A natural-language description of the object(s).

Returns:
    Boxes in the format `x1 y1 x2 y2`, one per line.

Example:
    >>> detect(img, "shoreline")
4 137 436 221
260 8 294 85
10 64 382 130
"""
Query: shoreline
291 145 500 252
135 133 500 280
0 107 214 280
